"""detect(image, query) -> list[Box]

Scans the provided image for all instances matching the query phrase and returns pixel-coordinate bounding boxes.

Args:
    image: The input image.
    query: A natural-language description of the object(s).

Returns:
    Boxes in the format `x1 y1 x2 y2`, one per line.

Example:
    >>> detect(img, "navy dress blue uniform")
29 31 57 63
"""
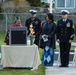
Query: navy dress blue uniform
57 10 74 67
25 10 42 46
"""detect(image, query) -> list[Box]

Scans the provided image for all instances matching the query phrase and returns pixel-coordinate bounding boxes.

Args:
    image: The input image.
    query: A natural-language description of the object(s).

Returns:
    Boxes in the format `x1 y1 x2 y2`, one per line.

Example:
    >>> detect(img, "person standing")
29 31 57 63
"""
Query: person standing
57 10 74 67
25 9 42 46
4 17 23 45
13 17 23 27
41 13 56 66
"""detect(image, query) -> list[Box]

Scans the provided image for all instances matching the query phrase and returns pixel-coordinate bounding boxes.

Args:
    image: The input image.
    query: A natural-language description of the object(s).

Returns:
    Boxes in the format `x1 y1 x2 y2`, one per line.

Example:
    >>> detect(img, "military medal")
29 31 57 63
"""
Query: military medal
35 21 38 24
66 22 70 27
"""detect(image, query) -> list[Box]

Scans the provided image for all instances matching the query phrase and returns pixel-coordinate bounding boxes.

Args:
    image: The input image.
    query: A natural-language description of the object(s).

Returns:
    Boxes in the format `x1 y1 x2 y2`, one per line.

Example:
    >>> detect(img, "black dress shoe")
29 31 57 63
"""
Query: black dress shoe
50 64 53 66
59 65 69 67
59 65 63 67
65 65 69 67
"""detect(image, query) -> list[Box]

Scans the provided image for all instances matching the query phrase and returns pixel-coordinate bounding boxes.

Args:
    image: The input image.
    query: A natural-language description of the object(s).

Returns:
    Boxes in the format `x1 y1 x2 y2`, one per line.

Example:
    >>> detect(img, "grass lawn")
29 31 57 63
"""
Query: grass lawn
0 65 45 75
0 31 45 75
73 34 76 42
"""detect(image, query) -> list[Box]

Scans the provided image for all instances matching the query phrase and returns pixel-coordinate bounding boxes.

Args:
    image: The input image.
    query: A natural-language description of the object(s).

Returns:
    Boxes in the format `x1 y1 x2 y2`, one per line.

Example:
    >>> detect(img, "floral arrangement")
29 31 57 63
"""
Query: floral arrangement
29 23 35 45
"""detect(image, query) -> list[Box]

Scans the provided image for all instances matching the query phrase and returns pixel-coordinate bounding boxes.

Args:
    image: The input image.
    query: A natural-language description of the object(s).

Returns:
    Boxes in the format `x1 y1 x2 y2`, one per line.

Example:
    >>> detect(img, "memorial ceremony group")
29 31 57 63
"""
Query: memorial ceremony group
4 9 74 68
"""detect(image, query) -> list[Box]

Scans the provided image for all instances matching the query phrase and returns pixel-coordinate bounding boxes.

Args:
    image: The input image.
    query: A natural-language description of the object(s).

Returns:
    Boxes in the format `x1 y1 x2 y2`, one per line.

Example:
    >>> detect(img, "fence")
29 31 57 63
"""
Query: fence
0 13 76 34
0 13 46 32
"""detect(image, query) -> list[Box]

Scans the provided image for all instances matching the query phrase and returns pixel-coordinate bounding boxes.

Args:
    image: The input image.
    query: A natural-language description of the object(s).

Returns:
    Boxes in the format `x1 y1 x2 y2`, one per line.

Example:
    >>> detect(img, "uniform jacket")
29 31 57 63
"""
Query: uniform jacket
25 17 42 36
57 19 74 42
41 22 56 49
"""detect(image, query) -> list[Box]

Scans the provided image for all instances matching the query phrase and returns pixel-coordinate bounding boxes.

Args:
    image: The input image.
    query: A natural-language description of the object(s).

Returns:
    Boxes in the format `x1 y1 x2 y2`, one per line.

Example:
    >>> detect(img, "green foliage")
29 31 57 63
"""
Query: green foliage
41 3 55 8
26 0 41 6
0 7 2 13
0 31 6 45
45 3 49 8
0 7 4 20
52 3 55 8
73 34 76 42
13 0 24 3
41 3 49 8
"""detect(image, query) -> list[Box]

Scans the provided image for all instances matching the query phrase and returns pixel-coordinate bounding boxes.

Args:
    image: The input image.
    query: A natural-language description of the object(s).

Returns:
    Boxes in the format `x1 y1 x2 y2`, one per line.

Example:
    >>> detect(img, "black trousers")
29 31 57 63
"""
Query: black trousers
59 42 71 66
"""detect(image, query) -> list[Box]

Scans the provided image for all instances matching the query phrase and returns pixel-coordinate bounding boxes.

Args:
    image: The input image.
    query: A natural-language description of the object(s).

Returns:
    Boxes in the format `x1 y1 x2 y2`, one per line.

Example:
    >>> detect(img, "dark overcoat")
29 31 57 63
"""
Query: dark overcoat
41 22 56 49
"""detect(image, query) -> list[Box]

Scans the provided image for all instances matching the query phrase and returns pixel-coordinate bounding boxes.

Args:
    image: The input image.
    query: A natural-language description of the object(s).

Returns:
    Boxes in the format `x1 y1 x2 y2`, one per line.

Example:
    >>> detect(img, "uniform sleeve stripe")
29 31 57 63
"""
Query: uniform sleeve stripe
70 34 74 38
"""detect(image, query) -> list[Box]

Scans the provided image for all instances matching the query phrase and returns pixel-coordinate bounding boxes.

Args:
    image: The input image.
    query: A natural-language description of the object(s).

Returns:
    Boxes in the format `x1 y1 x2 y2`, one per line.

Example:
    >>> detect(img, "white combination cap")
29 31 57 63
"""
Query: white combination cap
61 10 69 15
29 9 37 14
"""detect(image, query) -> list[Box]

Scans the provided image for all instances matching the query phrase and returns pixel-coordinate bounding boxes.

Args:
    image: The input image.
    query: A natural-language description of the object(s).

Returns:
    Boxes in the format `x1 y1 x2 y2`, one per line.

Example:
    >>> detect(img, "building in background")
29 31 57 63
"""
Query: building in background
55 0 75 13
41 0 76 13
56 0 75 9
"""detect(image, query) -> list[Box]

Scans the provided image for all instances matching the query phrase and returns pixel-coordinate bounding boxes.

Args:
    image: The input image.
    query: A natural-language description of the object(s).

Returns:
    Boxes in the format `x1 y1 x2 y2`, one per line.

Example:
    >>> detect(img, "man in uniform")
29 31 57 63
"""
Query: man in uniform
57 10 74 67
25 9 42 47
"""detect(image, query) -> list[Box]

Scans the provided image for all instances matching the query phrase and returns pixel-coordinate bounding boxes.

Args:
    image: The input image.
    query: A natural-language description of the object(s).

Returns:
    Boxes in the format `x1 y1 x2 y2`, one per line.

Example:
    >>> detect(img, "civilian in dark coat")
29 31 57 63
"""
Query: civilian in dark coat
41 13 56 66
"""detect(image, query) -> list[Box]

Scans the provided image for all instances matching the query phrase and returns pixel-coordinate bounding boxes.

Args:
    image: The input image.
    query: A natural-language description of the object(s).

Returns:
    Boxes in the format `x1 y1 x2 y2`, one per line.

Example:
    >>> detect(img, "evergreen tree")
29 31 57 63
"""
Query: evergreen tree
26 0 41 6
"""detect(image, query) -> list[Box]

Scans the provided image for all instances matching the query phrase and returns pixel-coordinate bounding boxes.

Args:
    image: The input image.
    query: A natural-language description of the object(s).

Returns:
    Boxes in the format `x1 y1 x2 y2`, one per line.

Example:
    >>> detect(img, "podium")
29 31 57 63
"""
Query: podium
9 27 27 45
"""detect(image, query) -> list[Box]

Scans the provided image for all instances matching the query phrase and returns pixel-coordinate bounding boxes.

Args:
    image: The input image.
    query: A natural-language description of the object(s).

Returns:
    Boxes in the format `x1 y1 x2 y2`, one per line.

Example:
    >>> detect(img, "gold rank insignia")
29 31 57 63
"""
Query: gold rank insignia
66 22 70 27
72 25 74 29
70 34 74 38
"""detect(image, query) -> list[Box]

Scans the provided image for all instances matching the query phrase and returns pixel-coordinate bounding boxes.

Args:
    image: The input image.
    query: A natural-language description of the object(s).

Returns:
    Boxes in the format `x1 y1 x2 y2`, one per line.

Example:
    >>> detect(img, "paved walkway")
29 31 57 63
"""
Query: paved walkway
45 64 76 75
45 42 76 75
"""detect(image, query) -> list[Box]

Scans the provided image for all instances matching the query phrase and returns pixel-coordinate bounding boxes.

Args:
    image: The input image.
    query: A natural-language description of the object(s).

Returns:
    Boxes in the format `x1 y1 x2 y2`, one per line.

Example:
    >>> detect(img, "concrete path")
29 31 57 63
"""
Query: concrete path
45 64 76 75
46 42 76 75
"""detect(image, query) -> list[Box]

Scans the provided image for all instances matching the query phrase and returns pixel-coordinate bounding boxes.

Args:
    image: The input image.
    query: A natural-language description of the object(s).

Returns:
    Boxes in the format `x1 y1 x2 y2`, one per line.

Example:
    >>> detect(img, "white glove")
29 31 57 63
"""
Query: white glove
57 39 60 43
69 40 72 43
